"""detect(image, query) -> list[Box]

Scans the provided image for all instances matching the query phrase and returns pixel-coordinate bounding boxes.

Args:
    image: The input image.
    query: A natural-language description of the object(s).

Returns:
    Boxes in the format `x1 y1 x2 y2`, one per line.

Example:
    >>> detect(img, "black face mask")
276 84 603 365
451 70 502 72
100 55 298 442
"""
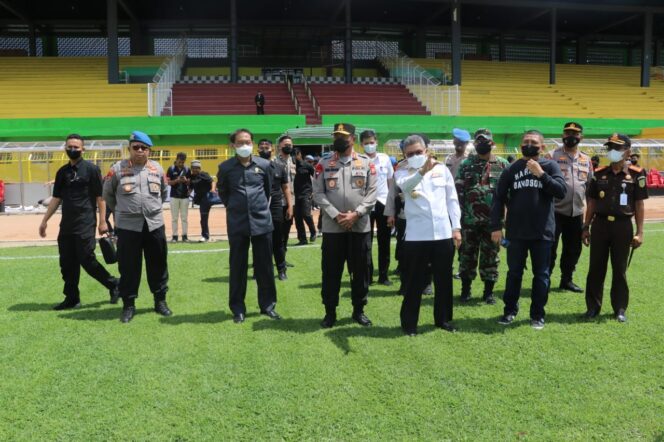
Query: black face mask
521 144 539 158
475 141 492 155
258 151 272 160
281 145 293 155
66 149 82 160
562 136 580 148
630 158 638 166
333 138 349 153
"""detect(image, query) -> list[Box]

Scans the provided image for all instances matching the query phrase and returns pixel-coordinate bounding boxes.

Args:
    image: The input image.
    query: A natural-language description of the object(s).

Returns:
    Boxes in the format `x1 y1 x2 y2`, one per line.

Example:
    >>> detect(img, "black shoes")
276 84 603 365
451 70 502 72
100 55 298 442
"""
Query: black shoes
437 322 458 333
154 301 172 317
261 309 282 320
181 236 189 243
498 314 516 325
309 234 317 243
53 298 81 311
483 281 496 305
277 271 288 281
233 313 245 324
378 278 393 287
285 261 294 268
422 284 433 296
171 236 178 243
295 240 308 246
109 281 120 304
120 305 135 323
531 318 545 330
320 314 336 328
560 279 583 293
581 310 599 320
483 295 496 305
403 329 417 337
352 311 373 327
616 310 627 323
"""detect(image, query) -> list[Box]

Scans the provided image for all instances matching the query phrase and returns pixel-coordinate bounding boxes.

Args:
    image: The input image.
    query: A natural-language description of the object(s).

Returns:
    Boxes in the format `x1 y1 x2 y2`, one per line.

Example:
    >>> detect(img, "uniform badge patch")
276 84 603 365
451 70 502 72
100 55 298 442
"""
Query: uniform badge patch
355 178 365 187
328 179 337 189
599 191 605 198
123 184 132 192
638 176 646 188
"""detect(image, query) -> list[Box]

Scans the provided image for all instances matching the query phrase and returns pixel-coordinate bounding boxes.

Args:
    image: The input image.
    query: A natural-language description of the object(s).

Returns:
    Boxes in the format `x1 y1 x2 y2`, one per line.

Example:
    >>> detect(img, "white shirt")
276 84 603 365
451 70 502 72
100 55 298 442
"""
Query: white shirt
368 153 394 206
394 163 461 241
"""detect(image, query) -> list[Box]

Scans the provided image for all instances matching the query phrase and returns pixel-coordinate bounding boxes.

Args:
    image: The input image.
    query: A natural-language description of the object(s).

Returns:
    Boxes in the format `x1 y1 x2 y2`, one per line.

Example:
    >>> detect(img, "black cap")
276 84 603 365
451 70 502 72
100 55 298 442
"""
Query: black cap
604 133 631 148
332 123 355 136
564 122 583 132
474 128 493 141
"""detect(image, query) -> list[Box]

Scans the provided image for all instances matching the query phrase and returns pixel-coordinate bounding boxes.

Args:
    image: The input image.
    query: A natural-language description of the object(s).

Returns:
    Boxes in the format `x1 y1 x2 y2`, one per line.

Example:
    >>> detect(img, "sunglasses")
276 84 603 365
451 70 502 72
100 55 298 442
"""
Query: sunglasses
131 145 150 151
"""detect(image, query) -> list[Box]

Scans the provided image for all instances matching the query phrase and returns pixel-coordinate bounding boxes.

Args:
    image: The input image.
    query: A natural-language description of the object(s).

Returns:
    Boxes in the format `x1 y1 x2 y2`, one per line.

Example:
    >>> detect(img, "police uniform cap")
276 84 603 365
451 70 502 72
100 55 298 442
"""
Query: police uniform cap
332 123 355 136
604 133 631 148
129 130 153 147
563 122 583 132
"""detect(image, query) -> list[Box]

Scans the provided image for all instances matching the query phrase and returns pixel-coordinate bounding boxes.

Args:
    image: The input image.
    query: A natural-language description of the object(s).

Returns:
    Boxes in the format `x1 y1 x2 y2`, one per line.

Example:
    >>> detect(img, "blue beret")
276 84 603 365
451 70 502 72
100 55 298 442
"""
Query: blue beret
452 128 470 142
129 130 153 147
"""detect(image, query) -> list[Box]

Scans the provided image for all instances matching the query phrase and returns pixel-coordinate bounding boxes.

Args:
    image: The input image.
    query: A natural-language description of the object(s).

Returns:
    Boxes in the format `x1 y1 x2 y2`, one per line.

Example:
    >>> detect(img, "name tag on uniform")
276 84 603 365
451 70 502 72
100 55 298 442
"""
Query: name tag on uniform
620 183 627 206
149 182 161 193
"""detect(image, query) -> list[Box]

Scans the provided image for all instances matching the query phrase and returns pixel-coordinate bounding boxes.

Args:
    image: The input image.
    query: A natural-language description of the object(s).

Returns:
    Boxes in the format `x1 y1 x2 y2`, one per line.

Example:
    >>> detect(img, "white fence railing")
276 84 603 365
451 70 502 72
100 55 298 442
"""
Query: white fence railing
376 42 460 116
148 38 188 116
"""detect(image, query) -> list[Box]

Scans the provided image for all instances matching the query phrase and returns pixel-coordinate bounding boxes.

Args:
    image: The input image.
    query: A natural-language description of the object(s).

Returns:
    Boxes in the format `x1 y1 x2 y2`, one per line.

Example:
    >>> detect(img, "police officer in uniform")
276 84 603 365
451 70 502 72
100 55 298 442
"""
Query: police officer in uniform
546 122 593 292
103 131 172 323
313 123 377 328
582 134 647 322
456 129 509 305
217 129 281 323
39 134 120 309
257 138 292 281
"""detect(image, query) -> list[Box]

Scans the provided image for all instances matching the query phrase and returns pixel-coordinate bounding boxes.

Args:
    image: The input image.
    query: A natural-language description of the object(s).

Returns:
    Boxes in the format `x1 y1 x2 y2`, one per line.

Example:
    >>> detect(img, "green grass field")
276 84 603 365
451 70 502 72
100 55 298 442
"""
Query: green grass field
1 224 663 441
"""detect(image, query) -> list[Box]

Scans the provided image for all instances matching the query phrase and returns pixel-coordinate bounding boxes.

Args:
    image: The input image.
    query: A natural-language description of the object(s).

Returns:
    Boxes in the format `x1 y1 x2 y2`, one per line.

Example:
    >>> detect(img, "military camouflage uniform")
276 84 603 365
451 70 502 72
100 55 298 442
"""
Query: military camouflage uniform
456 154 509 282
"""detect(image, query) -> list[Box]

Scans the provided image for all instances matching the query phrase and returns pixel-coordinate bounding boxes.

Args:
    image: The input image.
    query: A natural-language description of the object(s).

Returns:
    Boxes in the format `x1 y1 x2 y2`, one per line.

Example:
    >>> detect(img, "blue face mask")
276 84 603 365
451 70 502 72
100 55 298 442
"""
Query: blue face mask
607 149 625 163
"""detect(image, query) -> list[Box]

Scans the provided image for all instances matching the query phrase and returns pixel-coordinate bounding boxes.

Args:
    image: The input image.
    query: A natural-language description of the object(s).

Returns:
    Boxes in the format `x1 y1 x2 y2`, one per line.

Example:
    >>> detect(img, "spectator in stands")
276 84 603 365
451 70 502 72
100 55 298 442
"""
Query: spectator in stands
255 91 265 115
293 148 317 245
491 130 567 330
258 139 292 280
189 160 219 243
217 129 281 323
582 134 647 323
167 152 191 242
591 155 601 171
395 134 461 336
361 129 394 286
445 128 471 179
39 134 119 310
546 122 593 293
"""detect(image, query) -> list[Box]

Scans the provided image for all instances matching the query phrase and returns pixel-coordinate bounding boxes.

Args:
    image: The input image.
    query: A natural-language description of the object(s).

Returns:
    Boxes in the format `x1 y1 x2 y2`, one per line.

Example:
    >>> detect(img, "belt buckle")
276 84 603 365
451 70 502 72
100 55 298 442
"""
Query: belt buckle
607 215 615 222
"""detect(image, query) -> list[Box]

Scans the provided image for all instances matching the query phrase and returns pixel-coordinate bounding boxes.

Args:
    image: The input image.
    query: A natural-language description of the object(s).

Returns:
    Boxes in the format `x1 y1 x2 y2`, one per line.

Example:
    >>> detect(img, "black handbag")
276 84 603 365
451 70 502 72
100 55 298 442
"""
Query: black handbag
99 236 118 264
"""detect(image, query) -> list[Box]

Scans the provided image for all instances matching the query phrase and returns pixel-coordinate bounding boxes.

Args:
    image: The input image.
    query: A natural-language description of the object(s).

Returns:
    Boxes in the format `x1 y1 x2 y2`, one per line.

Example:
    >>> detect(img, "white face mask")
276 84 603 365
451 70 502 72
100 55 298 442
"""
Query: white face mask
363 143 377 154
235 144 253 158
408 154 427 169
607 149 625 164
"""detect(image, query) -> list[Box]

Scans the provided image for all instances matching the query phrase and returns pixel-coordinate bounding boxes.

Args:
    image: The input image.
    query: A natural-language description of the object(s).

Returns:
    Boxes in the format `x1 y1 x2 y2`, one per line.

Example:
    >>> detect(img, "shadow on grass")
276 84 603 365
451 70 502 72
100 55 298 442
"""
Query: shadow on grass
252 317 322 334
202 276 230 283
8 300 108 312
58 307 153 321
299 281 350 290
160 310 233 325
324 325 436 354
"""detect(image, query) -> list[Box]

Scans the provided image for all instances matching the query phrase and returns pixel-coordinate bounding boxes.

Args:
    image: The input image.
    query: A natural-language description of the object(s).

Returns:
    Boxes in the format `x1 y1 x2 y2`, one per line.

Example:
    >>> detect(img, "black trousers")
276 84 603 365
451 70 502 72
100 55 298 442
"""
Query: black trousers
282 205 293 251
58 231 116 300
321 232 371 309
369 201 391 281
295 197 316 241
105 208 114 234
585 217 632 315
116 222 169 301
256 106 264 115
550 213 583 281
401 239 454 332
272 216 286 272
229 232 277 315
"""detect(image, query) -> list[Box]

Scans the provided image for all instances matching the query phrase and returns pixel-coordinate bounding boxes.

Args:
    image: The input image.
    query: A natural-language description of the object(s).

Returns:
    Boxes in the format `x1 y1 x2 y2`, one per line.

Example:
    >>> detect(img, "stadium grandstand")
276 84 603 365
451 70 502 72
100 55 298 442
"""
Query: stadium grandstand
1 0 664 207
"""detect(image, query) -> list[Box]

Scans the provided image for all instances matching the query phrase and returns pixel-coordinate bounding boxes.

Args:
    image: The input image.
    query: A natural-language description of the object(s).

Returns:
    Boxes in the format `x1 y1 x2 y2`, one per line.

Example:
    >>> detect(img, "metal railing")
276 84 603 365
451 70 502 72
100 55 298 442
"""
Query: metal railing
286 77 301 114
376 42 460 115
302 77 320 119
148 37 188 116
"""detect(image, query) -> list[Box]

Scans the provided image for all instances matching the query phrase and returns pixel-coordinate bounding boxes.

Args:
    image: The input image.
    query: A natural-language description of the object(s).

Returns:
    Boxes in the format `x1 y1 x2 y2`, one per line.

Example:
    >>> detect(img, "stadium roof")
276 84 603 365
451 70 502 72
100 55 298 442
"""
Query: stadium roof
1 0 663 39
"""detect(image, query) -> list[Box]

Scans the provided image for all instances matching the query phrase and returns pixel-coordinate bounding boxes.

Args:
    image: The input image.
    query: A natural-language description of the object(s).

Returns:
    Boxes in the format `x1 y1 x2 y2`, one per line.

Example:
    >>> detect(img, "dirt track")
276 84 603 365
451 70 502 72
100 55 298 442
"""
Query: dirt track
1 198 663 247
